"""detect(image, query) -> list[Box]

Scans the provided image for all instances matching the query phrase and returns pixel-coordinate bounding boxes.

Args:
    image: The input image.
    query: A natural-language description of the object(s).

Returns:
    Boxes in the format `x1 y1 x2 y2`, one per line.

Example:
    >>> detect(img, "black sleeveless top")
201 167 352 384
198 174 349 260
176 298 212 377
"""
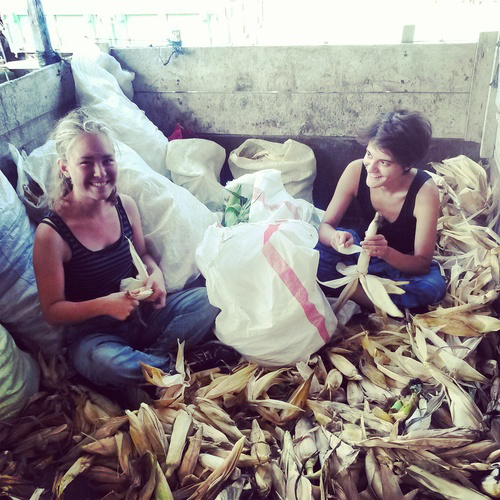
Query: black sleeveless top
356 167 431 254
41 196 135 302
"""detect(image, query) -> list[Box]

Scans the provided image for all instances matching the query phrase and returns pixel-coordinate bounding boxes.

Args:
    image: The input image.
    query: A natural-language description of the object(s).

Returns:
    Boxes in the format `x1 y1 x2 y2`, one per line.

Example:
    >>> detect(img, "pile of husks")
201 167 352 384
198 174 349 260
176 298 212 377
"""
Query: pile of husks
1 156 499 500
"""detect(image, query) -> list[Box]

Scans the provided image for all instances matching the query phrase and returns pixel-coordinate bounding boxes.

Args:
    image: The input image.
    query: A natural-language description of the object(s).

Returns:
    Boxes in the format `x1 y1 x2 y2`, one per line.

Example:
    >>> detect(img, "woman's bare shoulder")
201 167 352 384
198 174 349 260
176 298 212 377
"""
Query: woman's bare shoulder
34 219 70 260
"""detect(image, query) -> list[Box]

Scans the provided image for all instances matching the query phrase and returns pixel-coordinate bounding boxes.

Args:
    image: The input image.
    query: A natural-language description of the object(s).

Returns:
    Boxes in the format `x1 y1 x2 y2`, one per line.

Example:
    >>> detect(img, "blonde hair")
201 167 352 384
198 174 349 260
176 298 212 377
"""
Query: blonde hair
48 108 117 208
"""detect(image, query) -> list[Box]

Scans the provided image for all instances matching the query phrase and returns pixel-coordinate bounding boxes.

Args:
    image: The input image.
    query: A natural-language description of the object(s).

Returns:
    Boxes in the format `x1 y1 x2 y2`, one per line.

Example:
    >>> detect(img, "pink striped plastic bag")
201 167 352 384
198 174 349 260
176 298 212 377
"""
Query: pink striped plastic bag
195 218 337 367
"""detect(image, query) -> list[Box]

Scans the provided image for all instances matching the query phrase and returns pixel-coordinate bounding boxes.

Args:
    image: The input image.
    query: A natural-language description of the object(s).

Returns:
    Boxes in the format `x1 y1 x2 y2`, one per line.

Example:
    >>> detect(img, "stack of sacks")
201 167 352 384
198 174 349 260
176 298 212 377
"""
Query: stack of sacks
71 42 169 177
0 170 63 357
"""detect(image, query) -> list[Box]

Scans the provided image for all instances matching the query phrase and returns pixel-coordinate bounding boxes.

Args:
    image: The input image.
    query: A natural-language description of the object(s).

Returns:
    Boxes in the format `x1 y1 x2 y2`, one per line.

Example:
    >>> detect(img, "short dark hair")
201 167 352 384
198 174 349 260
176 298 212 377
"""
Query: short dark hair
357 110 432 168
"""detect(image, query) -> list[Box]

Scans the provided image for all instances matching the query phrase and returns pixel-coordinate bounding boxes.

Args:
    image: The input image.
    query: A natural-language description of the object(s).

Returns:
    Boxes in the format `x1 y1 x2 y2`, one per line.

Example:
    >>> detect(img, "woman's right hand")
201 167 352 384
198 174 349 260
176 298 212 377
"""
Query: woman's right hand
330 230 354 250
103 291 139 320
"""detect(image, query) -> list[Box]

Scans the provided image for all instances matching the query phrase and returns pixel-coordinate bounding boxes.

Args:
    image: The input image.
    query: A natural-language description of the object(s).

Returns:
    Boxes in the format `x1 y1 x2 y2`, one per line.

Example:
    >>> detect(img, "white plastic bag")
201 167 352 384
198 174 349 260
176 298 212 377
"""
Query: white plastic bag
71 43 169 176
0 324 40 421
10 141 56 223
228 139 317 203
225 169 318 225
196 219 337 367
166 139 226 211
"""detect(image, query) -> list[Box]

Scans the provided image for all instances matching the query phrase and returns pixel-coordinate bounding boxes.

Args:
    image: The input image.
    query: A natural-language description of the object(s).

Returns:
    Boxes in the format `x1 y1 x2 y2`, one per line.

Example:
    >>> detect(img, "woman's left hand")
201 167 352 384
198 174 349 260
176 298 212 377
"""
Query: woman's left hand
361 234 389 259
145 268 167 308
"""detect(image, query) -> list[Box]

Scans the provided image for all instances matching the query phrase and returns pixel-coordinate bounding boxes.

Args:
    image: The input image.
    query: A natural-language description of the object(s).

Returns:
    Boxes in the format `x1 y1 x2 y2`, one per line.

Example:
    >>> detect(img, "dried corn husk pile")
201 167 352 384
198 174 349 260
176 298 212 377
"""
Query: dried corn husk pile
429 155 499 307
1 156 499 500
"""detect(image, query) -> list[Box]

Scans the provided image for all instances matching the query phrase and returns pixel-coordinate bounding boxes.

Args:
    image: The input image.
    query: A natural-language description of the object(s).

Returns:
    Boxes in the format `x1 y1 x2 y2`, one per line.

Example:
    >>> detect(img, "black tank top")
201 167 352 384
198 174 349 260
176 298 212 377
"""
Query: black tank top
356 167 431 254
41 196 135 302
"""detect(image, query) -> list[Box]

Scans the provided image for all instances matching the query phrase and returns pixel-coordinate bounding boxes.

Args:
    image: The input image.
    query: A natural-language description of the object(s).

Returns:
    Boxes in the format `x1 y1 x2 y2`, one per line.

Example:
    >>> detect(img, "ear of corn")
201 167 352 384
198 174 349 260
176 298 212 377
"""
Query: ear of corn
155 461 174 500
165 409 193 478
177 426 203 485
54 456 95 498
327 353 363 381
325 212 406 317
120 238 154 300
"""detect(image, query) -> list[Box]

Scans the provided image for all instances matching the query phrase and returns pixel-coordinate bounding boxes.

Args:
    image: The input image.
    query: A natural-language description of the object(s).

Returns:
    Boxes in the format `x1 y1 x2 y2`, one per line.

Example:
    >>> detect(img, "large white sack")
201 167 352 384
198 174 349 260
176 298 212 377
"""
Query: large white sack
71 43 169 177
116 142 218 291
196 219 337 367
166 138 227 211
228 139 317 203
0 324 40 421
0 171 63 356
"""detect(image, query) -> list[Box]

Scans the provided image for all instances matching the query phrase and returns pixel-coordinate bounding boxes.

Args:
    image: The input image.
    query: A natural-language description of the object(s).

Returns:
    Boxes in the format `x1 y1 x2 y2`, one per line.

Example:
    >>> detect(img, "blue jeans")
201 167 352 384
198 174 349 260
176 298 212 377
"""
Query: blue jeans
67 287 218 388
316 229 446 310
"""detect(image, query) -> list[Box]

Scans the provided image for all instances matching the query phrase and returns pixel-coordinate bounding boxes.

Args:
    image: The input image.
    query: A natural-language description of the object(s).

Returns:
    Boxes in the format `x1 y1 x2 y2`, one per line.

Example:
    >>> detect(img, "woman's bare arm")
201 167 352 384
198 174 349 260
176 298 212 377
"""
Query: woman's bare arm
318 160 363 248
121 195 167 307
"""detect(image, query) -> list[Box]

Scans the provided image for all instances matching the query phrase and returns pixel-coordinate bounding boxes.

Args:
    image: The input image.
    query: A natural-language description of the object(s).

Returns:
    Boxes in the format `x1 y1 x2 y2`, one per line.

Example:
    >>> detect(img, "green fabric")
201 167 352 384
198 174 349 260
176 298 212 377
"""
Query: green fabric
0 324 40 421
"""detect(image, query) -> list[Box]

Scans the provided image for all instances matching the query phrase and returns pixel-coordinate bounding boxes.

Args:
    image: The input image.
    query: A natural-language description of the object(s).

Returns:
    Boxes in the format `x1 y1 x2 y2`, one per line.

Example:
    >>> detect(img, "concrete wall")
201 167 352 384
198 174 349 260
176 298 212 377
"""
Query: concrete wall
110 33 498 208
110 33 497 141
0 60 75 186
0 36 496 212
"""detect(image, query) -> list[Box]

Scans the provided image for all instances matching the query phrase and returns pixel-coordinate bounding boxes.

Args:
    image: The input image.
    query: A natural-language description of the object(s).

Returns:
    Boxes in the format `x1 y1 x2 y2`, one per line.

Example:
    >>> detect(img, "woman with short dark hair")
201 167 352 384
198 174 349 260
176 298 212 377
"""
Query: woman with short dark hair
317 110 446 312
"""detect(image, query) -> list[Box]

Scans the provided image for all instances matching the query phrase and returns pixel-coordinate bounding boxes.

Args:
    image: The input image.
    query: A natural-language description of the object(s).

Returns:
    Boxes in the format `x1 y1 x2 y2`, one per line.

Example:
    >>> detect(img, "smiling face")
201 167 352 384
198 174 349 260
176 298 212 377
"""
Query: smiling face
363 140 407 190
60 132 117 202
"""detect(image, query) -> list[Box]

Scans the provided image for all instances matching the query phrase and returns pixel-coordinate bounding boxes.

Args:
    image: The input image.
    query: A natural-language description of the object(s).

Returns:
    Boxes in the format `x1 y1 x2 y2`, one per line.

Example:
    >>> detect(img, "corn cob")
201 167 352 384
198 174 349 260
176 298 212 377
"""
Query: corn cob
177 426 203 485
293 416 318 476
346 381 364 407
327 353 363 381
165 409 192 478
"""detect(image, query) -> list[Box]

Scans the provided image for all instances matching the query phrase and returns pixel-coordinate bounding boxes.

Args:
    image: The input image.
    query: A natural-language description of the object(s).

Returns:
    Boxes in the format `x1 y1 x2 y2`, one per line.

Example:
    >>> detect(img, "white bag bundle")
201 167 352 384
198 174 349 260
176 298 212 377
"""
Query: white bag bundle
166 138 227 211
228 139 317 203
0 171 63 356
71 42 169 176
196 219 337 367
225 169 319 225
0 324 40 421
9 141 57 224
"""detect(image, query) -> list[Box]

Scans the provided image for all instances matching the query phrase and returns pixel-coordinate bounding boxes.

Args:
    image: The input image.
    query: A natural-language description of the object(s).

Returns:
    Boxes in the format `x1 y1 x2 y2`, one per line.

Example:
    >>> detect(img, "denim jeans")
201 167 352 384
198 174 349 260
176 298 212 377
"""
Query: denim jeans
316 229 446 310
67 287 218 388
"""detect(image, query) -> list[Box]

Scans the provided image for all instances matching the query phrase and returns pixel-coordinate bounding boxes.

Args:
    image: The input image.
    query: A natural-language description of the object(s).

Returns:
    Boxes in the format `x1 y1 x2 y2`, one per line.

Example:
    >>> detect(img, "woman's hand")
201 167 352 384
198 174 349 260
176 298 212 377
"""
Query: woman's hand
330 230 354 251
145 268 167 309
103 291 139 320
361 234 389 259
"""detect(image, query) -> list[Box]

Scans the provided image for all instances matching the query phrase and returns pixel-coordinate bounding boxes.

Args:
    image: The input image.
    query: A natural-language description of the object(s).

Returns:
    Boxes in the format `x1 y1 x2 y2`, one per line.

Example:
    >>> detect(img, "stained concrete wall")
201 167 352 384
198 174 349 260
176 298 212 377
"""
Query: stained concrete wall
110 33 498 208
0 60 75 186
110 33 497 141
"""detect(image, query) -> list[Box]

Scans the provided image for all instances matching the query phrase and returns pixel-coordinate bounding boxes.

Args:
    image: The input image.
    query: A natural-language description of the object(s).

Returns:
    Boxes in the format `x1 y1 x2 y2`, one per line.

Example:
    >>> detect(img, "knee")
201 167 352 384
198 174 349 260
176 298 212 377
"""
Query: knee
185 287 219 322
70 341 143 388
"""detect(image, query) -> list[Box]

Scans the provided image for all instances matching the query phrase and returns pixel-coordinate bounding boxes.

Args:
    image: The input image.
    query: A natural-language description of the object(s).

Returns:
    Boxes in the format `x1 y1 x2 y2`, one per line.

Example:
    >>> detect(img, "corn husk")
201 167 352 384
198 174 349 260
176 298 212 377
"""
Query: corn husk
2 155 499 500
